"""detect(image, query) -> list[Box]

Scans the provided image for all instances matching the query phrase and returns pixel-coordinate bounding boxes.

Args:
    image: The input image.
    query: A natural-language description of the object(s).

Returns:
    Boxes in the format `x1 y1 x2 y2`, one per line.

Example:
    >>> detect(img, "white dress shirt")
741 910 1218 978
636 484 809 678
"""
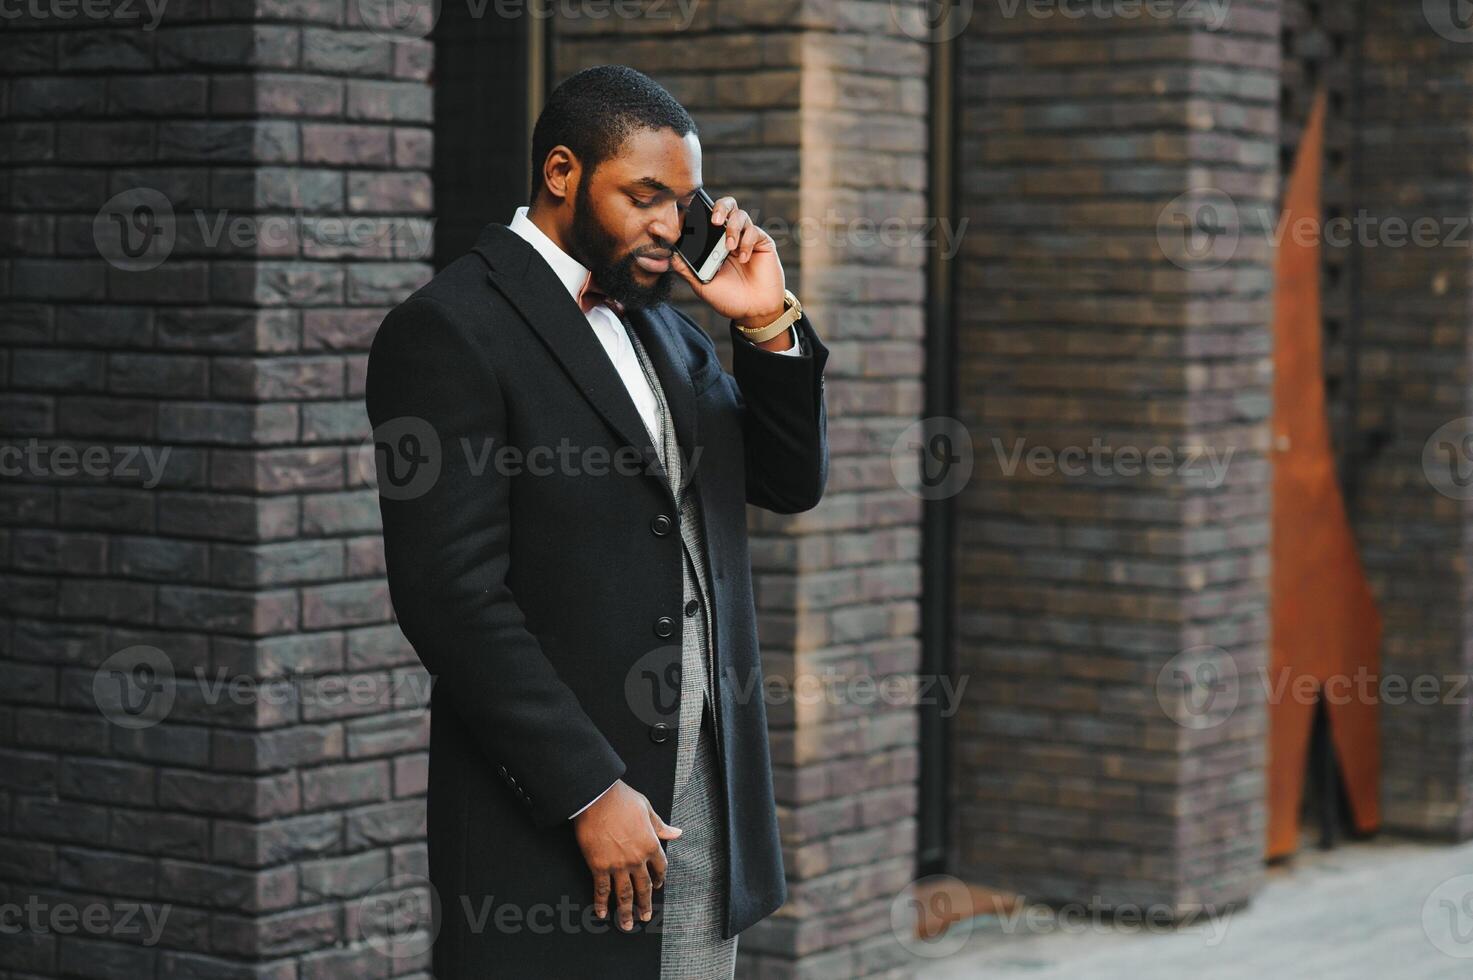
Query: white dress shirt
509 206 799 440
507 205 799 819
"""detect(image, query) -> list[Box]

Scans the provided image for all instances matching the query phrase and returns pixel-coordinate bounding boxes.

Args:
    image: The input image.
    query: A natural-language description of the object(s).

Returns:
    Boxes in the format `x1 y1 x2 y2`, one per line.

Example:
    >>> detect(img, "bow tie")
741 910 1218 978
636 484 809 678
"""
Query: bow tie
576 275 625 316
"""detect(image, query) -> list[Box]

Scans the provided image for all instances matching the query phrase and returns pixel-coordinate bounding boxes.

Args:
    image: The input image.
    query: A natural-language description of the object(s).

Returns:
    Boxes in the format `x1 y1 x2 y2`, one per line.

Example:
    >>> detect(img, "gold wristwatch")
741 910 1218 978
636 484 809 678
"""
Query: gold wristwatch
735 289 801 344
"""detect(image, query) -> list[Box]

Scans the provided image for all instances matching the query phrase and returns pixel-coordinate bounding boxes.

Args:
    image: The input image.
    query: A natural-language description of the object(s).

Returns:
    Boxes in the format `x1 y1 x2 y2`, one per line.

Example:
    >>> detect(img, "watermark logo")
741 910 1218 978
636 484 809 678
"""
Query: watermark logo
624 645 683 728
1424 417 1473 500
723 666 970 715
890 0 1229 42
1157 188 1240 271
891 874 976 957
1158 191 1473 269
355 0 702 41
356 0 440 39
891 0 973 42
360 874 441 958
92 646 176 730
359 419 706 499
94 188 176 272
1156 645 1239 730
92 647 434 730
97 191 434 269
1426 0 1473 43
1423 873 1473 958
363 416 444 501
892 417 975 500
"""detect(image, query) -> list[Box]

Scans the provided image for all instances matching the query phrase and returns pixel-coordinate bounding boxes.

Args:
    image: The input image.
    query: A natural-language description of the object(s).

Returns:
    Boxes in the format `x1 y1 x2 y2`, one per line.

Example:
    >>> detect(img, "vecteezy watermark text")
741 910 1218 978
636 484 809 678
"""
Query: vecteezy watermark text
95 189 434 272
0 896 170 947
355 0 702 42
891 873 1236 959
0 440 172 489
993 437 1236 487
93 646 433 729
890 0 1230 43
363 417 705 502
0 0 169 28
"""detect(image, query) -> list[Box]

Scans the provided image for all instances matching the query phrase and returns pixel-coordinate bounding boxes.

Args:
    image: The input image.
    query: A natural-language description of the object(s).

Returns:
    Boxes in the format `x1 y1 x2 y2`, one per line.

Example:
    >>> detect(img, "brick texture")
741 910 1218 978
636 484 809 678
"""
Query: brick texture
951 1 1279 912
1357 0 1473 840
0 3 433 976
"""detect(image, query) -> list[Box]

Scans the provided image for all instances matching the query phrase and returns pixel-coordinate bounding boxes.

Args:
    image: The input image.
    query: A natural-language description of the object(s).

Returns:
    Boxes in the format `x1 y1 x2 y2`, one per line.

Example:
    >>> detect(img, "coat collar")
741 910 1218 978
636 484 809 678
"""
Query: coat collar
470 222 699 503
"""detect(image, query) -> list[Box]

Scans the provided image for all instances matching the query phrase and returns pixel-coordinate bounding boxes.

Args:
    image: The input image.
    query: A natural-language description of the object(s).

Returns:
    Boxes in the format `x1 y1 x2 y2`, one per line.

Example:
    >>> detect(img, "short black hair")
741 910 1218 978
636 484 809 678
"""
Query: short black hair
529 65 697 203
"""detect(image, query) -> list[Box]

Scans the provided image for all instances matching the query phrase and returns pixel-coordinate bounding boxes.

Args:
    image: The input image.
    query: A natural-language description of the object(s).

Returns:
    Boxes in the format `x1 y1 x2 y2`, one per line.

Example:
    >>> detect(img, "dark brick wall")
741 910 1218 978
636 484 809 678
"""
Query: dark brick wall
950 1 1279 911
1357 0 1473 840
1 5 434 976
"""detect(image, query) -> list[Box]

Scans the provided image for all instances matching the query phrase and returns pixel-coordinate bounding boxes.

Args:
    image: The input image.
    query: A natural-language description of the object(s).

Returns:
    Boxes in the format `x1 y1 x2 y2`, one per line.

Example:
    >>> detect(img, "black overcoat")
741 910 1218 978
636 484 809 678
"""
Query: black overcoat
364 223 829 978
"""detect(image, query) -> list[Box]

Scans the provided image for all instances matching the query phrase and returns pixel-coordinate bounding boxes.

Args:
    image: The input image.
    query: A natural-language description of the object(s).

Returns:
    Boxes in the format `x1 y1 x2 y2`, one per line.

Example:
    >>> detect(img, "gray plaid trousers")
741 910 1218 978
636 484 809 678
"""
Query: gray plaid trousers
623 318 738 980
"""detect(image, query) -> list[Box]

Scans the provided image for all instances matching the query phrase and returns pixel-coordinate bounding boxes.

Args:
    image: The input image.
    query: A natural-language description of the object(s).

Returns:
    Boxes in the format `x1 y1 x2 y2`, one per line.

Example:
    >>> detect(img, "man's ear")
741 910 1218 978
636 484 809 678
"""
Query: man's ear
541 145 579 204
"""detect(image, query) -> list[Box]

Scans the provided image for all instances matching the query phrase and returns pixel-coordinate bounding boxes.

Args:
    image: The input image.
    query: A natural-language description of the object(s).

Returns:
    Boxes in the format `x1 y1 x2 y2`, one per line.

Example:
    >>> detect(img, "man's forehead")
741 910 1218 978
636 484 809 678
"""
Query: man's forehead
604 129 700 188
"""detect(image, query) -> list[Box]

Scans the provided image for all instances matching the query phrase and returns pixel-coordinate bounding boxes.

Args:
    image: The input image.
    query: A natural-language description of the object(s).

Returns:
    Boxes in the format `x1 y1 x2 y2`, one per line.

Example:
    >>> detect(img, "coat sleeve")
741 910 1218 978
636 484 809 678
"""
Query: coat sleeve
724 312 831 514
365 295 626 828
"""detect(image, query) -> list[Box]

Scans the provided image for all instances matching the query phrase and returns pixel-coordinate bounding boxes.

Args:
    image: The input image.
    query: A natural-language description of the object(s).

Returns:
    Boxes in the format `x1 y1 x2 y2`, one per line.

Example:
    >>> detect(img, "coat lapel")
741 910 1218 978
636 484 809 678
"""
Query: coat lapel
626 305 699 487
471 223 699 502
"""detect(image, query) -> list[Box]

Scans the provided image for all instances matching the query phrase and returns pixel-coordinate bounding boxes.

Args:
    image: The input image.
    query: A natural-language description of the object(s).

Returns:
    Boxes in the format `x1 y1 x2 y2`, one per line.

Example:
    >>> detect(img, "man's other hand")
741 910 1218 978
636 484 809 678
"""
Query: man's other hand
572 779 682 931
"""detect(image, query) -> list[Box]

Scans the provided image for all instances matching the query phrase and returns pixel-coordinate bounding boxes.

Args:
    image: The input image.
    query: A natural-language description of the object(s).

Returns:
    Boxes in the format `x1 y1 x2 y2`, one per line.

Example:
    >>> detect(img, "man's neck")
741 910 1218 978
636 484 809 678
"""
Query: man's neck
528 203 575 260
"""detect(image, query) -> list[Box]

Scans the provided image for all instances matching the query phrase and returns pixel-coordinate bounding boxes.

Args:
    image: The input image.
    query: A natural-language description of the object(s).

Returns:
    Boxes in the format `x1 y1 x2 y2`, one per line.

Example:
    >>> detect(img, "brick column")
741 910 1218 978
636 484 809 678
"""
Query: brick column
952 3 1279 911
1 7 433 976
1358 1 1473 839
555 2 929 976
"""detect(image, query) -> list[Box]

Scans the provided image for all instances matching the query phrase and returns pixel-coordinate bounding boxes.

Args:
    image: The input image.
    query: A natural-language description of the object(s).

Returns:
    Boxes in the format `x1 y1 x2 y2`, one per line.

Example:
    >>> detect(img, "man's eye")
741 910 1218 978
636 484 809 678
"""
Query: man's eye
633 198 656 209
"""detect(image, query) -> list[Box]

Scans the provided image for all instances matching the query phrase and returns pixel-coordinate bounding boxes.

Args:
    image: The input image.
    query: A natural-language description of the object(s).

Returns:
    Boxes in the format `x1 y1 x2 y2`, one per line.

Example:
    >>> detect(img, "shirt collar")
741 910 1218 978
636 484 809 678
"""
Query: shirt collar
508 205 594 303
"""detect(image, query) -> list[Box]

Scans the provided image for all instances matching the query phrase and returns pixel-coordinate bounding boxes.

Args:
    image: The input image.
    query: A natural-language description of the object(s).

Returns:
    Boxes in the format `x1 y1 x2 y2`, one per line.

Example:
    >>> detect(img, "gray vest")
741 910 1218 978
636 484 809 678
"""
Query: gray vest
622 318 719 796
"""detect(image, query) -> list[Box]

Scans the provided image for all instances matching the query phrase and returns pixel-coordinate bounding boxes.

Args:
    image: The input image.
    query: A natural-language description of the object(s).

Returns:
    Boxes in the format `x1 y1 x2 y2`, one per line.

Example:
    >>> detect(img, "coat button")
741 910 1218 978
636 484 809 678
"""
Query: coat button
654 616 675 638
651 514 673 536
649 723 671 744
684 598 700 617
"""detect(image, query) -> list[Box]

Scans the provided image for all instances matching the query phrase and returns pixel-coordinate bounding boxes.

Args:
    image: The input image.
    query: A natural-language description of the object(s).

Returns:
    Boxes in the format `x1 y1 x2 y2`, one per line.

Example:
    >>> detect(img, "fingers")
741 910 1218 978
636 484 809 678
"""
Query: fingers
722 209 751 253
736 220 767 264
711 196 738 226
649 846 668 890
649 807 683 841
615 870 638 931
590 843 671 930
592 870 612 922
633 864 654 924
595 868 656 931
709 197 765 264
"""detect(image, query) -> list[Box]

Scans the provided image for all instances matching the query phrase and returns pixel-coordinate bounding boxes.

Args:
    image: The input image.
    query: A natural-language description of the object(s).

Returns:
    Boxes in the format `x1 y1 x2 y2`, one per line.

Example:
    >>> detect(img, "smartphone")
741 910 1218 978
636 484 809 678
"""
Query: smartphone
675 187 731 284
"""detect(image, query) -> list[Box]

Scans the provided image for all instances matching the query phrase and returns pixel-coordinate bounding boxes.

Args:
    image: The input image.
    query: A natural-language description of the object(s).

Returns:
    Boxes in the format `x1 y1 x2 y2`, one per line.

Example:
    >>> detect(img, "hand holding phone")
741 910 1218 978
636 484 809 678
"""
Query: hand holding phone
671 190 787 331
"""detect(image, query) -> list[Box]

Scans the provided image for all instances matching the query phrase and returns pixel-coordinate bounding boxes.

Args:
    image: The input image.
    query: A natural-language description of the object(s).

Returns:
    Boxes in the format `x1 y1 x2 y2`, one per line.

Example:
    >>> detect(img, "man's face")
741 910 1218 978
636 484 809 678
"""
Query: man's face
568 127 702 312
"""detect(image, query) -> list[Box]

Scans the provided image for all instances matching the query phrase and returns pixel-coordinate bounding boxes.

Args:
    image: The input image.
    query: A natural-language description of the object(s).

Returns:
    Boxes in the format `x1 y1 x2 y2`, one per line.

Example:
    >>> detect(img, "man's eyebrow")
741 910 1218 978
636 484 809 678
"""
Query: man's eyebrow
630 176 698 198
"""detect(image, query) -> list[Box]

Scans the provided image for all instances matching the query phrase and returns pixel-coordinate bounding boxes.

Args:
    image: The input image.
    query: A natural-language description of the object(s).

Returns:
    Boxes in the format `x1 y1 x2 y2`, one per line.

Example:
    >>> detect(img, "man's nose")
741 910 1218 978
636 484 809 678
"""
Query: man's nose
648 200 683 248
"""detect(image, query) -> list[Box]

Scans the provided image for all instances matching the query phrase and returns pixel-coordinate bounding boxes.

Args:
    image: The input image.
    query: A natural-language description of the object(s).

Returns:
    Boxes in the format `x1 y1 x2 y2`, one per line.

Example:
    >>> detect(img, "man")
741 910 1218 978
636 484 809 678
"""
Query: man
365 65 829 978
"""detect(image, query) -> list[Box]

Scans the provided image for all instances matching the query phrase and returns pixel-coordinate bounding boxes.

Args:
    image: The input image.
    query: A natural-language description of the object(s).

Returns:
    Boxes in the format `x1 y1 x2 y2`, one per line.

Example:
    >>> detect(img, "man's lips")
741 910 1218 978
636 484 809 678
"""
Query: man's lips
635 252 671 273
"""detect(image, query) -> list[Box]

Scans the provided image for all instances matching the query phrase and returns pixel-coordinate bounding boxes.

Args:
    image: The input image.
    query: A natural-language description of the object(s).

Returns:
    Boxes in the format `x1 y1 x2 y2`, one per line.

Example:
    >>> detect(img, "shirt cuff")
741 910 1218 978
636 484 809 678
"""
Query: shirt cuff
570 780 617 819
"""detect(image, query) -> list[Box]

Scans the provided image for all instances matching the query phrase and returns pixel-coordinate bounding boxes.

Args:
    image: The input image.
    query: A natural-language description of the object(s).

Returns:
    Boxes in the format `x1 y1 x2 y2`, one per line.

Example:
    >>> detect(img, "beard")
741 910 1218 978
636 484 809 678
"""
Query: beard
568 177 676 312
